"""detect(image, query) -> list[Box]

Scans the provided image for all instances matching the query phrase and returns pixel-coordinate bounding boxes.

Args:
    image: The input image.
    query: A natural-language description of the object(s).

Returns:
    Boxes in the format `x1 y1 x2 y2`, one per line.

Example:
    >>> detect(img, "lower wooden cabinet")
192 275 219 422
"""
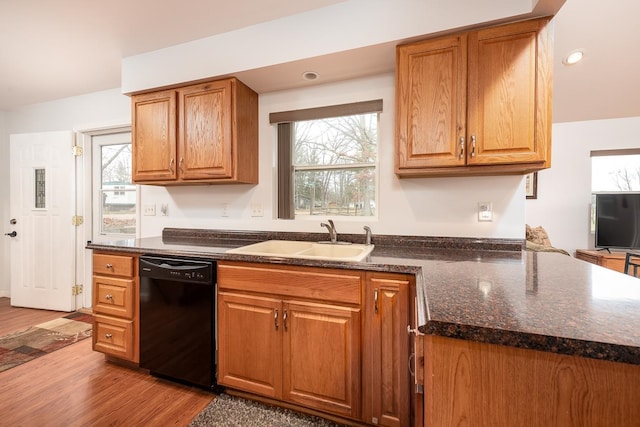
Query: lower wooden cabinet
575 249 627 273
363 272 413 427
92 251 139 363
217 261 415 425
217 262 362 419
423 335 640 426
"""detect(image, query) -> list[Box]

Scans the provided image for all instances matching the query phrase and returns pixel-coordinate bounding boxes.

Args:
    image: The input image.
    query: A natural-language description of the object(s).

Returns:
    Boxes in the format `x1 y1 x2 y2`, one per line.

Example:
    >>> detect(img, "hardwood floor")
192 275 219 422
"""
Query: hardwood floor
0 297 68 335
0 300 215 426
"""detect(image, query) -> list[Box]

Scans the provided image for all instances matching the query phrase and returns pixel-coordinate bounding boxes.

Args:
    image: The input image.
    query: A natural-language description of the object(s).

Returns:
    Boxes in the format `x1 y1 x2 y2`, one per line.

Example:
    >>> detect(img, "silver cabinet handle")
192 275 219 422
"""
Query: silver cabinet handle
105 294 113 300
407 325 422 336
459 136 465 159
274 309 279 330
179 157 184 173
105 333 112 339
169 158 175 173
374 289 379 314
470 135 476 158
283 309 288 331
105 263 113 269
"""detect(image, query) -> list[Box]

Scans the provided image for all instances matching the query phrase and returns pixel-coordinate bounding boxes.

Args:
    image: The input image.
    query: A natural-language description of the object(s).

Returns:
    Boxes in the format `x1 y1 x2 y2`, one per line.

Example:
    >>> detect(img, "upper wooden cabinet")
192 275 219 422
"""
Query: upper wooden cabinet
395 17 553 177
132 77 258 184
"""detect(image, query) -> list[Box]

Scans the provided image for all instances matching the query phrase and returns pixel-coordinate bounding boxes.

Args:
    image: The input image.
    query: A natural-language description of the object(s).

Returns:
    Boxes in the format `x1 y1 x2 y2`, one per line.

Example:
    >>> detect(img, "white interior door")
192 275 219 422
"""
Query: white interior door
9 131 75 311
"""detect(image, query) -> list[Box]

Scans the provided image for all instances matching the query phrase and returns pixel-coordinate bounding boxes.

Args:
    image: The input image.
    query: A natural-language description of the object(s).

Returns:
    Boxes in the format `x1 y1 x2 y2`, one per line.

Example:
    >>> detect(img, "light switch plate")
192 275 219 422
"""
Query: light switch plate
143 204 156 216
478 202 493 222
251 204 264 217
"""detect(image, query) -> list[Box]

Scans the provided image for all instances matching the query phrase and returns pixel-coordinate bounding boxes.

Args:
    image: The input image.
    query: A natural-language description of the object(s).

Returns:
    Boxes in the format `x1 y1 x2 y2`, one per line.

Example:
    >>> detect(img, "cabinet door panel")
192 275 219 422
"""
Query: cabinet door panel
179 81 233 180
467 19 550 165
365 274 412 427
283 300 361 419
132 90 177 182
396 35 467 170
217 292 282 397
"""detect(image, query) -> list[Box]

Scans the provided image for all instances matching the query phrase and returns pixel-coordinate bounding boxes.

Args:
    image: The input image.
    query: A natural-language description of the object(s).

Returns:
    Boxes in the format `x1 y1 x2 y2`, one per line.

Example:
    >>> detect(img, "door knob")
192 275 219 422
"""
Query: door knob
4 231 17 238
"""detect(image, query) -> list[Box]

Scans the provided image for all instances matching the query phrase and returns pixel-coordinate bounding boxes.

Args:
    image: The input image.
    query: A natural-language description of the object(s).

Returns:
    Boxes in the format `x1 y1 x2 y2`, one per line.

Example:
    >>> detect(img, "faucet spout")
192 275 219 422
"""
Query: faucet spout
363 226 372 245
320 220 338 243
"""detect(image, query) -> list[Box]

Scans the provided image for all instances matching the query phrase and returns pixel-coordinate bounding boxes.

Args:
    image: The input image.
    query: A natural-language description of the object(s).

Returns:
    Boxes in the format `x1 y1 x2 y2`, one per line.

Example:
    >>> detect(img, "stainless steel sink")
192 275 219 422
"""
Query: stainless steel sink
226 240 374 262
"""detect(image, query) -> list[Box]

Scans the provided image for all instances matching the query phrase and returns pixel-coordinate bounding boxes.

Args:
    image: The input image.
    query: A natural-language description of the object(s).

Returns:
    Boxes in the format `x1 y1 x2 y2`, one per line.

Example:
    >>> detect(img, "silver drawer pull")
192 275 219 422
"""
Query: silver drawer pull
105 333 113 339
105 294 113 300
105 263 113 269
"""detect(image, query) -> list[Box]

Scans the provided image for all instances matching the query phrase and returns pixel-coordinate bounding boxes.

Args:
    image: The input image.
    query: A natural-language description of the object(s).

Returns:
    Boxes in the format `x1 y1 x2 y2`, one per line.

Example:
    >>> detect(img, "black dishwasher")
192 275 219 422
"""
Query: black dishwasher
139 255 216 389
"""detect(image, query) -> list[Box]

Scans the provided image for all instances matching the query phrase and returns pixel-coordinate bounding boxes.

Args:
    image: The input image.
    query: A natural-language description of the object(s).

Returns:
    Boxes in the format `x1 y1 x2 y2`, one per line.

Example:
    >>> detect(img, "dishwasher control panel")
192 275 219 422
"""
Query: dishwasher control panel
139 256 213 284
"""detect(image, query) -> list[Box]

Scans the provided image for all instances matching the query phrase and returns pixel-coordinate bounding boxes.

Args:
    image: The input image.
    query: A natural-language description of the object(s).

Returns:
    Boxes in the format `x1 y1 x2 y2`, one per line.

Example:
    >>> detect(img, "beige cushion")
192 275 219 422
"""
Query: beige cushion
526 224 552 247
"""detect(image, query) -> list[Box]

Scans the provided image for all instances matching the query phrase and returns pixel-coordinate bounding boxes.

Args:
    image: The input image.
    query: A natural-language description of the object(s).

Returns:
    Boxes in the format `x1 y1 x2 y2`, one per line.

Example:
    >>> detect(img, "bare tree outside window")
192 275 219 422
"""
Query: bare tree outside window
101 143 136 234
293 113 377 217
592 153 640 192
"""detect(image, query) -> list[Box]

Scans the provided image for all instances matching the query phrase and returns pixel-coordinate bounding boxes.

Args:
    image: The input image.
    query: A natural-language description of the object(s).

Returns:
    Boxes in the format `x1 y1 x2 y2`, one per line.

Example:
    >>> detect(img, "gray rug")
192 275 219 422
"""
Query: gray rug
189 393 345 427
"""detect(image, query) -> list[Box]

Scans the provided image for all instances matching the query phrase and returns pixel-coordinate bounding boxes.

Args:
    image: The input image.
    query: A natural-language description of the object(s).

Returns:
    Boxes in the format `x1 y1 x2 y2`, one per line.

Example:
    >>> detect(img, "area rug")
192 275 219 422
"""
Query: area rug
189 393 345 427
0 312 92 373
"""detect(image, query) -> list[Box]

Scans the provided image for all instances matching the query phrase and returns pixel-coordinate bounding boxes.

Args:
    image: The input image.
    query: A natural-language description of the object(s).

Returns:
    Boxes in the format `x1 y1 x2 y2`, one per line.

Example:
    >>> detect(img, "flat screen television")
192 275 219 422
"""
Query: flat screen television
595 192 640 250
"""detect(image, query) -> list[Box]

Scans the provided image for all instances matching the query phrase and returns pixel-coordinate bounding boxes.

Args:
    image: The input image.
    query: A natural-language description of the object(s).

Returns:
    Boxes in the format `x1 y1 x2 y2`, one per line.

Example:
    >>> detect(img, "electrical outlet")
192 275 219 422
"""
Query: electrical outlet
478 202 493 222
222 203 229 217
251 204 264 217
160 204 168 216
143 204 156 216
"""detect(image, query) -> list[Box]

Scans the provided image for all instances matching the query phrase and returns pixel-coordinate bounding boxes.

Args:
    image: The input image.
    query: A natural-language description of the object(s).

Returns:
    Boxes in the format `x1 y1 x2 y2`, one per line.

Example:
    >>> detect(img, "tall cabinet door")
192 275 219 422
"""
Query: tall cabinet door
282 300 361 419
132 90 177 182
217 292 282 398
364 273 412 427
395 34 468 170
467 18 552 166
178 80 233 180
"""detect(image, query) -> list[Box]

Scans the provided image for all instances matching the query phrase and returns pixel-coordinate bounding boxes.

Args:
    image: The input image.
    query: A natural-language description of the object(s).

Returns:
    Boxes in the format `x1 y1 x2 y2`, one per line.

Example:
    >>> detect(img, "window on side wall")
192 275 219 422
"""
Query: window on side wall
271 100 381 219
590 149 640 231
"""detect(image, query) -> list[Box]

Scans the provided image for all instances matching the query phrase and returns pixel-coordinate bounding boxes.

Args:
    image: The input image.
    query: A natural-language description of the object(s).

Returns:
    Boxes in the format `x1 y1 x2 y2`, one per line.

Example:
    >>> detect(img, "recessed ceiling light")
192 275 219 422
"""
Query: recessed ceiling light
302 71 319 81
563 49 585 66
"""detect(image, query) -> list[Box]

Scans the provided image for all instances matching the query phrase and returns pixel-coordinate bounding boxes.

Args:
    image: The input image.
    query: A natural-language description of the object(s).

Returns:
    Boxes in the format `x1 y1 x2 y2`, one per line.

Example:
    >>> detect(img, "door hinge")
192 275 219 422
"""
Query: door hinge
72 284 83 296
72 145 83 156
72 215 84 226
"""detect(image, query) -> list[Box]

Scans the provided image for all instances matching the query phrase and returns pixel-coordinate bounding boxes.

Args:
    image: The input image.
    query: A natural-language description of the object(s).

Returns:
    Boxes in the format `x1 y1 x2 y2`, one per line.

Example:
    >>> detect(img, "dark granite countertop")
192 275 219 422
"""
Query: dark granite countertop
87 228 640 365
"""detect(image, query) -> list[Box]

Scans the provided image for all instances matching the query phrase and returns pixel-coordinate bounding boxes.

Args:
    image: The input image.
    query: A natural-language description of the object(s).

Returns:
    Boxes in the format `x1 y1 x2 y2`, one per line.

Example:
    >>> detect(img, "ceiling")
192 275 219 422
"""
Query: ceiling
1 0 638 123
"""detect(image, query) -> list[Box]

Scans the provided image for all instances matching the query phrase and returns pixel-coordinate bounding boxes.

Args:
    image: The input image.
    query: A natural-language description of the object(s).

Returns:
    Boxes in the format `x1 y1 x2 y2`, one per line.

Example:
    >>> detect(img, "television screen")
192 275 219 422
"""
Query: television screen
595 193 640 249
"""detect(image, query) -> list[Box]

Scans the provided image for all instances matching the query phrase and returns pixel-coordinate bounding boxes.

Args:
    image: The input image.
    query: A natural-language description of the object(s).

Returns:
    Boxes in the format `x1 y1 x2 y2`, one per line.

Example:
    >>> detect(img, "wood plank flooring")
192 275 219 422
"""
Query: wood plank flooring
0 297 68 335
0 300 215 426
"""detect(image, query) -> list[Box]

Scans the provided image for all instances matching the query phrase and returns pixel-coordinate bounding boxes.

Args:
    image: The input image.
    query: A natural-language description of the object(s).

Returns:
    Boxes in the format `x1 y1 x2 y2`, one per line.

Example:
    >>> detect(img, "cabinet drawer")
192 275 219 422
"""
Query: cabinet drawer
93 276 135 319
93 315 135 361
218 262 362 305
93 253 135 277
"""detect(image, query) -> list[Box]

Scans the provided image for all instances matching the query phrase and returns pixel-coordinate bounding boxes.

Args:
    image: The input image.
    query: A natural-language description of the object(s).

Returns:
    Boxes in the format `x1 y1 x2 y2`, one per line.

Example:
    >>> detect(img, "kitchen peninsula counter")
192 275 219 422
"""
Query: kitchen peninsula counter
87 228 640 366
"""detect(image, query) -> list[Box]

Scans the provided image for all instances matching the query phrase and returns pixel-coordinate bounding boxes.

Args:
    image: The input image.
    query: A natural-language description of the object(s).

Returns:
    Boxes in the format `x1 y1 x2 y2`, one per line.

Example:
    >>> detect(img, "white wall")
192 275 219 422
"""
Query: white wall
139 74 526 239
526 116 640 255
5 88 130 134
122 0 536 94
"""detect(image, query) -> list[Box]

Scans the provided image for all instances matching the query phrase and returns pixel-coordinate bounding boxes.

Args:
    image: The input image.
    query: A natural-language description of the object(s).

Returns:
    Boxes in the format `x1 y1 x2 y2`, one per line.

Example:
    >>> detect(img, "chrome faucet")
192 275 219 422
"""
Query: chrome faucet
363 226 372 245
320 219 337 244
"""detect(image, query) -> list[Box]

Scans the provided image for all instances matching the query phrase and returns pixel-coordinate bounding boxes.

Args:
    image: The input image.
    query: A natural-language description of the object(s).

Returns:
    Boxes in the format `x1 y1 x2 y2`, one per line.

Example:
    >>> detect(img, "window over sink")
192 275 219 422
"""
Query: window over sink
271 100 381 219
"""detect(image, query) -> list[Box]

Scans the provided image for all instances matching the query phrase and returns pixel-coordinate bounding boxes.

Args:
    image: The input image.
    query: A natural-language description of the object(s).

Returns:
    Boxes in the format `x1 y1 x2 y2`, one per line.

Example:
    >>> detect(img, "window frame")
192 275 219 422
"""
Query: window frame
271 100 382 220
